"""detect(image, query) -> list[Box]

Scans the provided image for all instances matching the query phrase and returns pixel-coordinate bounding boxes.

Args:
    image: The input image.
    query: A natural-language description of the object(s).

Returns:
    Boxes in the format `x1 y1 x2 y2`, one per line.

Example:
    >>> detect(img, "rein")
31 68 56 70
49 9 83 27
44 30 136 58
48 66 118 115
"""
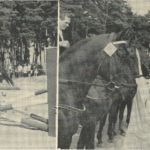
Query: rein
60 79 115 87
59 78 137 88
55 104 86 113
59 73 139 113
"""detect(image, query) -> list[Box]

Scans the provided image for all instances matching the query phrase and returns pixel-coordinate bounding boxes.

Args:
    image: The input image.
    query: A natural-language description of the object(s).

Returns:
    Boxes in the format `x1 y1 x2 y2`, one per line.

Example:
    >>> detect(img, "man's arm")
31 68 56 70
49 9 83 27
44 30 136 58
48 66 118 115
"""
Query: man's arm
59 40 70 48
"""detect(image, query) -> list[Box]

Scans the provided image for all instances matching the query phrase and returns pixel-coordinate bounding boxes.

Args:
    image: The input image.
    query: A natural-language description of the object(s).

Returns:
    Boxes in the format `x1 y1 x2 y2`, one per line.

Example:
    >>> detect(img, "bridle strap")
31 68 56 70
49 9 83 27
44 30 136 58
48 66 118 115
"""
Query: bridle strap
60 78 112 87
59 78 137 88
56 104 86 113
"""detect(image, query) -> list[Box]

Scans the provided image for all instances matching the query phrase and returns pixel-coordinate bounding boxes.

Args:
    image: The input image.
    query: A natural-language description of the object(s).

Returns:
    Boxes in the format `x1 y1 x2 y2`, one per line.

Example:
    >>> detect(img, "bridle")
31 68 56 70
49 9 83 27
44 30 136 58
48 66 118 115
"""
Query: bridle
58 74 137 113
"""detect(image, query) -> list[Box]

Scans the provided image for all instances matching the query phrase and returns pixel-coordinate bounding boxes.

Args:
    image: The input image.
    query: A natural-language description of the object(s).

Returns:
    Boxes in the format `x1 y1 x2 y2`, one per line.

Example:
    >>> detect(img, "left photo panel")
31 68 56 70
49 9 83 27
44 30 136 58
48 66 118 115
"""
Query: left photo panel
0 1 58 149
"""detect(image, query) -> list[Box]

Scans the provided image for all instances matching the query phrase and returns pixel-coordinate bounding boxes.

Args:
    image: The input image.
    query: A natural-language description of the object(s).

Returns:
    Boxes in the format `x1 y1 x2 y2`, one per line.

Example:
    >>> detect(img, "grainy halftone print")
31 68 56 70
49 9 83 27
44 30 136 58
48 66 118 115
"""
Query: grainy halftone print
0 1 57 149
58 0 150 149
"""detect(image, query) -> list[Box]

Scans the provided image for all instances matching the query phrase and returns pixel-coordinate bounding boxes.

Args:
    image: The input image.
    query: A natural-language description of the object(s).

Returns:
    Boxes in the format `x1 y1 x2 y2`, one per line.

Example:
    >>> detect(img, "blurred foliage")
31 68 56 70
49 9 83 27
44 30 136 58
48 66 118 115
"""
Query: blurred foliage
60 0 150 48
0 1 57 65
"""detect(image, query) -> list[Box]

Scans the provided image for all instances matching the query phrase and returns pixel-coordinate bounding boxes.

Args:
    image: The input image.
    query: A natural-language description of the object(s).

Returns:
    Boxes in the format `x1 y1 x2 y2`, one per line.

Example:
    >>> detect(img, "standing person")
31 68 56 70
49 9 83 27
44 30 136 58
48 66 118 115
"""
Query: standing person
8 64 13 79
18 64 23 77
27 63 31 77
23 63 28 77
15 66 18 78
29 42 35 64
59 13 71 55
120 47 150 150
41 48 46 73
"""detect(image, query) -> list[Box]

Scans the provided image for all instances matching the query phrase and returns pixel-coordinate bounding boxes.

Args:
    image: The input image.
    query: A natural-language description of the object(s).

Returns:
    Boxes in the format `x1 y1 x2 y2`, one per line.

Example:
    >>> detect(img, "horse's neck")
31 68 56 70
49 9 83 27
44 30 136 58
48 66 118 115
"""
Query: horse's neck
59 33 118 106
59 79 94 108
118 57 136 83
60 56 99 106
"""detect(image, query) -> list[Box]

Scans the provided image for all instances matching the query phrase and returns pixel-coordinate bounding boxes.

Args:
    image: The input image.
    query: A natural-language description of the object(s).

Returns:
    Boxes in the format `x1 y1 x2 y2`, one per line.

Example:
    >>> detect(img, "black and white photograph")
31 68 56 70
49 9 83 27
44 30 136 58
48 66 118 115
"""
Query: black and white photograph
0 1 57 149
58 0 150 149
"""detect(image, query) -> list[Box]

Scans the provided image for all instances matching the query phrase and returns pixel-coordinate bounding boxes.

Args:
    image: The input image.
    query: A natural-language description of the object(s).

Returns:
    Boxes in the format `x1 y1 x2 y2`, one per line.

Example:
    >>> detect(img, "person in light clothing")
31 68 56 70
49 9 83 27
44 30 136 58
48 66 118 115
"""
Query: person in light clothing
59 13 71 55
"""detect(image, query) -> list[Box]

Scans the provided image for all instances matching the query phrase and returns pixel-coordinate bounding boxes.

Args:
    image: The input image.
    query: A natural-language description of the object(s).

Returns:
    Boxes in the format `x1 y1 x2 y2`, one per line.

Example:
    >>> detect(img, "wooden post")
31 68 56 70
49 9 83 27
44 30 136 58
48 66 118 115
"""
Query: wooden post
46 47 57 137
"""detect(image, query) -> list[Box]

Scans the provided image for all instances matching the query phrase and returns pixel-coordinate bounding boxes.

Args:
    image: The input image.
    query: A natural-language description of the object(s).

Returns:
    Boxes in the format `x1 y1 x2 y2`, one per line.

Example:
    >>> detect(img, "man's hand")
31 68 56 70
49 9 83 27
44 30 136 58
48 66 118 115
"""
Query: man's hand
59 40 70 48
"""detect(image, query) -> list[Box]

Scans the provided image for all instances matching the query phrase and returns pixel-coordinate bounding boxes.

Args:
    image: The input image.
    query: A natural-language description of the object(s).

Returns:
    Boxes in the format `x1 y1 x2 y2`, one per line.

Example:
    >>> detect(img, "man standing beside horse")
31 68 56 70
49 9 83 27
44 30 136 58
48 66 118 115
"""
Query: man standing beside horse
59 13 71 55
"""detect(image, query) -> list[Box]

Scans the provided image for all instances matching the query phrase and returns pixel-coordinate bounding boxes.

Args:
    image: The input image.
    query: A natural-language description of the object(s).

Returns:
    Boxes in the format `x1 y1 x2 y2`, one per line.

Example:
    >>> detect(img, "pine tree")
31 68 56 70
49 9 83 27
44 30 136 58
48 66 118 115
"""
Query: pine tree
0 1 57 68
60 0 135 44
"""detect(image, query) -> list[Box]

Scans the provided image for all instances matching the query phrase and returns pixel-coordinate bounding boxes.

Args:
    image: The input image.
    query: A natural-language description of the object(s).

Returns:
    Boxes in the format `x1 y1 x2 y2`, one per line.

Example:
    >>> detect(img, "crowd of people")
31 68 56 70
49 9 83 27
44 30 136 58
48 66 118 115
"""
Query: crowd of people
7 63 45 80
16 63 39 77
3 40 48 80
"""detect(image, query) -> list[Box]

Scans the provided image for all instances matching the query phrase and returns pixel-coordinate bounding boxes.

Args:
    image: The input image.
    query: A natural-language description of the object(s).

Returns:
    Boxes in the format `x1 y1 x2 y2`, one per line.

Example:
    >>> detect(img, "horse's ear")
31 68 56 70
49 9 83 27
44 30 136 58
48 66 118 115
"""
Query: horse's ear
109 32 118 42
116 32 122 40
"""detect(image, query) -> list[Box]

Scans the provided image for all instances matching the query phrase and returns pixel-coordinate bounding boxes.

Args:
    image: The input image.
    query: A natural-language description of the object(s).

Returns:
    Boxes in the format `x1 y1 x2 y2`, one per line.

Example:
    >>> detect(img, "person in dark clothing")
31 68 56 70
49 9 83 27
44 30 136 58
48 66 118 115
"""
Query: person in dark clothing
141 63 149 78
87 28 99 38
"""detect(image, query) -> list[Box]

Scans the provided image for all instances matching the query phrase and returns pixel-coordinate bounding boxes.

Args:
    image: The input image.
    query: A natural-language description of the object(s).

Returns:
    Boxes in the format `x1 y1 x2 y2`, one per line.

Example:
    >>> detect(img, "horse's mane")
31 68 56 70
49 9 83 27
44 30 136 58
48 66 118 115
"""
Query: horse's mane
59 38 91 61
60 33 117 61
116 27 138 45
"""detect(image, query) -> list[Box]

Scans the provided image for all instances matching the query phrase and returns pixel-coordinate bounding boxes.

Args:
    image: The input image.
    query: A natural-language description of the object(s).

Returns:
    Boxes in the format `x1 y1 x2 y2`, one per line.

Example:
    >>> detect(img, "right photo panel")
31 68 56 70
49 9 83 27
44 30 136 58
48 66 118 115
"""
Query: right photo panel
58 0 150 149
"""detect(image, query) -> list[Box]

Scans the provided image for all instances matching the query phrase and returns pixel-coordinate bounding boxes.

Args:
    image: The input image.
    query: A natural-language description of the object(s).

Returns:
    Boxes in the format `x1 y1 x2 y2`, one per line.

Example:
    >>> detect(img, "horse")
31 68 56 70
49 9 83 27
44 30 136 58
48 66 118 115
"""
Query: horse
96 39 144 147
77 40 139 148
58 33 116 149
58 33 120 149
117 45 138 135
95 44 139 147
117 45 148 134
105 36 146 138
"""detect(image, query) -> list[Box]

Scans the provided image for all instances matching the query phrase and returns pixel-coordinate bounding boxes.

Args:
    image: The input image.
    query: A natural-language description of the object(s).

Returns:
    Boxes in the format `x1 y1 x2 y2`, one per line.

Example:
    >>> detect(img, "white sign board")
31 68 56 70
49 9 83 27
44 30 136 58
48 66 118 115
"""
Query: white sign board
103 42 117 56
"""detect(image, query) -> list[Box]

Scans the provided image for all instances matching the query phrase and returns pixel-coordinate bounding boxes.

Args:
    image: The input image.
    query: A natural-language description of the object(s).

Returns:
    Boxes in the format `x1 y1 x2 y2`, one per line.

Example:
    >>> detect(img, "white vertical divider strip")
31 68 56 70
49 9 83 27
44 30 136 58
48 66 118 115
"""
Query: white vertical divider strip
56 0 60 149
136 48 143 76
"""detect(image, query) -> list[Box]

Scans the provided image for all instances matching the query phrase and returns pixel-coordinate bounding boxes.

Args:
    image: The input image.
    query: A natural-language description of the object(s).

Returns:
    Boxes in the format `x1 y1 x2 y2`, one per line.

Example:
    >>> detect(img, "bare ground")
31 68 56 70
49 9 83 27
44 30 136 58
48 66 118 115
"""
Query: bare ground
70 113 128 149
0 76 56 150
